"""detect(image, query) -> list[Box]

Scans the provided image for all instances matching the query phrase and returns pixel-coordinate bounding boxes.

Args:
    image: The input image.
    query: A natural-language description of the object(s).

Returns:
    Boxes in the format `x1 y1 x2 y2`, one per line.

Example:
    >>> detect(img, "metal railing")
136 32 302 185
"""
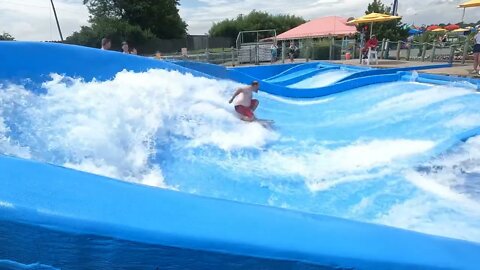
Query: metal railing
359 39 471 64
157 38 474 66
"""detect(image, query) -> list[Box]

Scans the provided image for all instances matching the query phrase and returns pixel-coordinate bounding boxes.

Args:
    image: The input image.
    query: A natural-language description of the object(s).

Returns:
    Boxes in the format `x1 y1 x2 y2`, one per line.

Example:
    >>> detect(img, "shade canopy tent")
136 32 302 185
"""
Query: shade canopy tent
349 13 402 23
445 24 460 31
276 16 357 40
348 13 402 38
430 28 447 32
459 0 480 22
426 25 441 31
460 0 480 7
408 28 423 35
452 27 471 32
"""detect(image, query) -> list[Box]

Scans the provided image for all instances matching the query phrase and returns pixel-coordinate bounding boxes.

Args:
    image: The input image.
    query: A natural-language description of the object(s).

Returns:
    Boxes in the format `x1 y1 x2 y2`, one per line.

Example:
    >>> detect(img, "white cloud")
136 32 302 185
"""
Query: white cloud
1 0 480 40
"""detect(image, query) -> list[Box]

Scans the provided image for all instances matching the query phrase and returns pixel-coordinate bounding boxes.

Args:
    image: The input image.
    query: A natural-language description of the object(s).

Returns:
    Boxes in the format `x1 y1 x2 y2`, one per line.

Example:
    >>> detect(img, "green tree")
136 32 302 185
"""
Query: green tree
0 32 15 41
209 10 305 41
66 17 155 49
361 0 408 41
83 0 187 38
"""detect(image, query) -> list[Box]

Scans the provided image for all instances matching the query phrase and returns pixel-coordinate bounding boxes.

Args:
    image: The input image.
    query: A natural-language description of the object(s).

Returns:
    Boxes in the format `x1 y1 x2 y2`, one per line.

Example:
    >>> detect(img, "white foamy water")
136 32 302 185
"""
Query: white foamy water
0 70 277 187
259 92 336 106
319 84 477 127
375 194 480 242
0 84 32 159
289 70 353 88
365 85 472 118
206 139 435 192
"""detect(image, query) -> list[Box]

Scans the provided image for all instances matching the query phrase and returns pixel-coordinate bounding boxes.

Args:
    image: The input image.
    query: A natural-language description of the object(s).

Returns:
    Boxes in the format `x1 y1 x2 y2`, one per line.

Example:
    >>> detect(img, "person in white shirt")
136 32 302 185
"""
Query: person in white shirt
228 81 260 122
472 27 480 74
288 42 297 63
270 43 278 63
101 38 111 50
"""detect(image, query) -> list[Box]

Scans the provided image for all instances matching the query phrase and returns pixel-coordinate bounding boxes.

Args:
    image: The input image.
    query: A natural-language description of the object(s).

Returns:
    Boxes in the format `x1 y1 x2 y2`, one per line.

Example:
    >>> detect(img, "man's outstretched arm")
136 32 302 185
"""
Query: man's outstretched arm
229 88 242 103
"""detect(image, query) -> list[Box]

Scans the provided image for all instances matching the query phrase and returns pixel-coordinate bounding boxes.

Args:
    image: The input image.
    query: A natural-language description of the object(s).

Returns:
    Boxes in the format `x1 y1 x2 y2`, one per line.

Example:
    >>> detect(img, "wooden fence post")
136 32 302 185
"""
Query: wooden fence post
396 41 401 60
421 43 427 62
462 40 469 65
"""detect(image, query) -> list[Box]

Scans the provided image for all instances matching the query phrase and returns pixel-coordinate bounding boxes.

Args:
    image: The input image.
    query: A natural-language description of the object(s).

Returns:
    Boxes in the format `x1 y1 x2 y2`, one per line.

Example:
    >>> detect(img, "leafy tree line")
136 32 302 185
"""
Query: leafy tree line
209 2 409 43
358 0 408 41
66 0 186 48
209 10 306 41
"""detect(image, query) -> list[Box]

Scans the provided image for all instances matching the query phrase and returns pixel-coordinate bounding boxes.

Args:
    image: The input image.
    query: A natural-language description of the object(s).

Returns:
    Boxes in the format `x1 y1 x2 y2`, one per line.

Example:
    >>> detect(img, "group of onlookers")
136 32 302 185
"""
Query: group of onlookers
270 41 299 63
100 38 137 55
472 28 480 75
361 35 378 59
269 36 378 64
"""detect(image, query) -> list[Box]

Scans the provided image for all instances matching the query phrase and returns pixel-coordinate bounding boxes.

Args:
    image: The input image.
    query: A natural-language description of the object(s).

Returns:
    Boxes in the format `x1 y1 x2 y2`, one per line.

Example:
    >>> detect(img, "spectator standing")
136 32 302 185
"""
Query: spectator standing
270 42 278 64
121 41 129 54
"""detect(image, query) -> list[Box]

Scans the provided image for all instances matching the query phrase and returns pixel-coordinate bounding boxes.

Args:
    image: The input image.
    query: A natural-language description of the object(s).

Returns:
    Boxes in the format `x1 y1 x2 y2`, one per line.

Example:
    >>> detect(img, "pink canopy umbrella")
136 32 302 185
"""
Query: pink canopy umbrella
276 16 358 40
426 25 440 31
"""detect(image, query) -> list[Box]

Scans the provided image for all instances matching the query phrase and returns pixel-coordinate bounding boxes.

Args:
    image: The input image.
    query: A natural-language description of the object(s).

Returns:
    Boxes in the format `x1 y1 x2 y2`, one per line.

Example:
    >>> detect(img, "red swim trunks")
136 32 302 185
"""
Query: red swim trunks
235 99 259 119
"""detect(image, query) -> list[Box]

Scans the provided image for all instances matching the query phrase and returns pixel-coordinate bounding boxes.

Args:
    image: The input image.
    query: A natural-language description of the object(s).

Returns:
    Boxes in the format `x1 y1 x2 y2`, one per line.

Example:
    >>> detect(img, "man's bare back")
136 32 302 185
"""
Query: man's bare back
229 81 260 121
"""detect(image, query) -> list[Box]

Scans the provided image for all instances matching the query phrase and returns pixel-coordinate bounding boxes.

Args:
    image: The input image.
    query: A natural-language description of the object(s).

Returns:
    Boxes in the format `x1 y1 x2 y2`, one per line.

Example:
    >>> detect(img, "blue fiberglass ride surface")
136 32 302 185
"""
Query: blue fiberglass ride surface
1 42 480 269
221 61 454 98
2 155 480 270
0 42 212 83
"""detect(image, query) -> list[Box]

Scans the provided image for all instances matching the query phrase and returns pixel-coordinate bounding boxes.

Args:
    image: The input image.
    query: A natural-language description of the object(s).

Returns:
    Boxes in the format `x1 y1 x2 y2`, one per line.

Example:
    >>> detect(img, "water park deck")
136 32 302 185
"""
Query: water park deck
237 59 475 78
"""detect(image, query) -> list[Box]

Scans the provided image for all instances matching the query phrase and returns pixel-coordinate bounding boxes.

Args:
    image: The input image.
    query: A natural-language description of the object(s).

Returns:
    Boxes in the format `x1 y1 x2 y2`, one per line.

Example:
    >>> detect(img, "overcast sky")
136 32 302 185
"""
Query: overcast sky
1 0 480 41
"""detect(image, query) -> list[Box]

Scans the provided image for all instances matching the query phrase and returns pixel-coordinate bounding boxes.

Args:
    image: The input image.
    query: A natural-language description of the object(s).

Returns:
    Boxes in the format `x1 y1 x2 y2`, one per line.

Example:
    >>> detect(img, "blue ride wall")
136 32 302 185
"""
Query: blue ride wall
2 155 480 270
175 60 461 98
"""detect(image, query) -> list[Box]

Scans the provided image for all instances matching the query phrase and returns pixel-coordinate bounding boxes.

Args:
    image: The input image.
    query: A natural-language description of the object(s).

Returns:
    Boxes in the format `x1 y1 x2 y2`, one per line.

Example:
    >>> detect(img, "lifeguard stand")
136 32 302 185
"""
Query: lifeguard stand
236 29 277 65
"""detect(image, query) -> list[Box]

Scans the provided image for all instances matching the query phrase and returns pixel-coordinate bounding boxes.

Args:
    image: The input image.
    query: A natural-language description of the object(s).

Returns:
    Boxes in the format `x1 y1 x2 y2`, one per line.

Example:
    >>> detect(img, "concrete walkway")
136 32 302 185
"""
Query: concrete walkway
231 58 479 79
330 59 477 78
417 64 476 78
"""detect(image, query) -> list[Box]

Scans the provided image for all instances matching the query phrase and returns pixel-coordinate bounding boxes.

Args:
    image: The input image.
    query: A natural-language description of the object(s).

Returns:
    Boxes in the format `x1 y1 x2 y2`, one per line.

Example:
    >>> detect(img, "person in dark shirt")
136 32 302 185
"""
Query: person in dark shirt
288 42 297 62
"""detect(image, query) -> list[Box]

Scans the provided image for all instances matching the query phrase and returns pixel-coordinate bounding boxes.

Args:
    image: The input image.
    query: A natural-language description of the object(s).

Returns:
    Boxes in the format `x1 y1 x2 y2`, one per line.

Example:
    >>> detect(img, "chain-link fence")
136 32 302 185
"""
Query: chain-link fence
382 40 471 64
162 48 238 65
295 38 471 64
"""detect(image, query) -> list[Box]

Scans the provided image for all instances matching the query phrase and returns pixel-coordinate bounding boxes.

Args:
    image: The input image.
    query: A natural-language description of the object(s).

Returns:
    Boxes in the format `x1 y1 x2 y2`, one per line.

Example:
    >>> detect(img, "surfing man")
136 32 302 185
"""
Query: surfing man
229 81 260 122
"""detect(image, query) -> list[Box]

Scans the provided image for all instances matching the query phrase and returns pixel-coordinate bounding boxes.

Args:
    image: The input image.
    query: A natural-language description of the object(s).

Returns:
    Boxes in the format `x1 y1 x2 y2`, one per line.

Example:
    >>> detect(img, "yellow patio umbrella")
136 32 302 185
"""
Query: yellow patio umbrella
459 0 480 22
348 13 402 37
349 13 402 23
430 28 447 32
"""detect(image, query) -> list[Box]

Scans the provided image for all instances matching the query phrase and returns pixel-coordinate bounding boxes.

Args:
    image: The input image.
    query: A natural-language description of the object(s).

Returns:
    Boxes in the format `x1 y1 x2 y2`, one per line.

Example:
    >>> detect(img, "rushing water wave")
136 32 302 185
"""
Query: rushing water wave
1 69 480 243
